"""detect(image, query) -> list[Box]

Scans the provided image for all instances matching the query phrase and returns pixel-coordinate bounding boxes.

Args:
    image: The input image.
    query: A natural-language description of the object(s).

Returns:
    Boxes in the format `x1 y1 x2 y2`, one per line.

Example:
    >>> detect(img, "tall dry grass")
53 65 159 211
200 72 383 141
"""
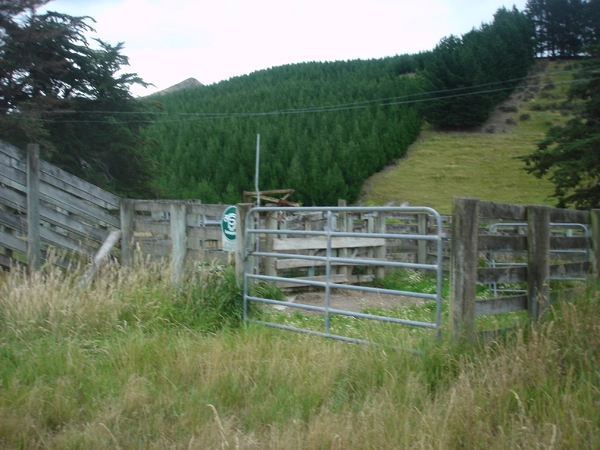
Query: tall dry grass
0 261 598 449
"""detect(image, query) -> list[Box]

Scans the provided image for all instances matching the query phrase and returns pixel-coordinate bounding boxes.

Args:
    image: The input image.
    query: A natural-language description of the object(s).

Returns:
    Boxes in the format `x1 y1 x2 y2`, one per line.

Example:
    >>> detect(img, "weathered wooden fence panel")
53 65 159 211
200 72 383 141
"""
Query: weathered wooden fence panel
120 200 229 277
0 140 120 270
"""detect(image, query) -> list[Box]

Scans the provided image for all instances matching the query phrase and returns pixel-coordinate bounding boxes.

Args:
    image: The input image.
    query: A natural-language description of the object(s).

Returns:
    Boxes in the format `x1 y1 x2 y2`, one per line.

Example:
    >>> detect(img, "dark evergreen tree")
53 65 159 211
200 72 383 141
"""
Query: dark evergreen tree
521 46 600 208
419 7 535 129
526 0 596 57
0 0 156 196
145 57 424 205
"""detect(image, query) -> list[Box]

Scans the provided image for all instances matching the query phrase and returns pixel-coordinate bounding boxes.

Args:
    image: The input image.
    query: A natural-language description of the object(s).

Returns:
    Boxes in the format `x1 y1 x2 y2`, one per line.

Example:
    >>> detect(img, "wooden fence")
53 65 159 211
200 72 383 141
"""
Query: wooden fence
450 197 598 341
120 199 228 282
2 140 599 343
0 140 120 270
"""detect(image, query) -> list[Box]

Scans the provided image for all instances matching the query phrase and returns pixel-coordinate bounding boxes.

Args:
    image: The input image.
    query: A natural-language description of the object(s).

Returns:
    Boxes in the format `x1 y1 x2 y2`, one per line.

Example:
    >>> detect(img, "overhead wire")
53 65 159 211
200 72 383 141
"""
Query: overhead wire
6 64 596 125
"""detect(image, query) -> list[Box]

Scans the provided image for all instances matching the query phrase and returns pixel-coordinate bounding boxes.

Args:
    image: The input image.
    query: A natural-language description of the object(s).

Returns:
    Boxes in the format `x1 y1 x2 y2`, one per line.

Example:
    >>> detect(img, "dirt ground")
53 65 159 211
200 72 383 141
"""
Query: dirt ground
273 289 428 314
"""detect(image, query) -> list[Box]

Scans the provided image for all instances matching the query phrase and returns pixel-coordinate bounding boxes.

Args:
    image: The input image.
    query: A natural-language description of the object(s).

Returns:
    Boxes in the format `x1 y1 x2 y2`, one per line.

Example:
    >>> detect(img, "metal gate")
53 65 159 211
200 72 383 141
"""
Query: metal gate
241 206 446 346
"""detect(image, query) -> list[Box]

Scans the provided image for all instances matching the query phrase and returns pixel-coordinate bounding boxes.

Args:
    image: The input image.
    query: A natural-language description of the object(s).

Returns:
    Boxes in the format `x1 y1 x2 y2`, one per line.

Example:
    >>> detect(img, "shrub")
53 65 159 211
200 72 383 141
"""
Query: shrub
542 79 556 90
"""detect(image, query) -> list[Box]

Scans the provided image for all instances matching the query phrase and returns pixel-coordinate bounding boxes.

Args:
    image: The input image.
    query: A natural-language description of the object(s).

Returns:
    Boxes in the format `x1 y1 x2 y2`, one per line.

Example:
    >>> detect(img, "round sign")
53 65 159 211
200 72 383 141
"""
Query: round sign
221 206 237 242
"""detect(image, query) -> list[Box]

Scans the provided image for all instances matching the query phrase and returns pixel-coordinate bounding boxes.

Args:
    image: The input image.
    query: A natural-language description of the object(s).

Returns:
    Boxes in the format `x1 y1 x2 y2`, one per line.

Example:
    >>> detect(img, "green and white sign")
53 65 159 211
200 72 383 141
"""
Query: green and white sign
221 206 237 252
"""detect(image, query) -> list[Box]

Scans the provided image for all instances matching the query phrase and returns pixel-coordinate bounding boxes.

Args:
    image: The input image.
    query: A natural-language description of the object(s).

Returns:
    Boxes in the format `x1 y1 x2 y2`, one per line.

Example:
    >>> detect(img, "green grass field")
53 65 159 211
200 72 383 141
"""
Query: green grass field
361 60 578 213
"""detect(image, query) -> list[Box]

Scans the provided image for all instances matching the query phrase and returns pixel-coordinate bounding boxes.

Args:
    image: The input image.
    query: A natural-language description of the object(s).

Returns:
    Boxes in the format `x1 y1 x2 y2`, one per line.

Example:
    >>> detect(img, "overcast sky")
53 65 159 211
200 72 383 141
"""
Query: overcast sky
44 0 529 96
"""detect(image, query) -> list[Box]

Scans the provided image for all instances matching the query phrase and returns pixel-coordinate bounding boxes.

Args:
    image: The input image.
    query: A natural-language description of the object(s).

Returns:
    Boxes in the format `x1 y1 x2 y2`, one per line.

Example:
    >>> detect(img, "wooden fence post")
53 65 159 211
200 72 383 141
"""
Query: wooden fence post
0 203 14 263
27 143 41 272
527 205 550 320
265 212 278 278
337 199 348 279
366 215 375 277
375 211 386 279
417 213 428 265
591 209 600 285
235 203 252 284
120 199 135 267
450 197 480 342
170 201 187 284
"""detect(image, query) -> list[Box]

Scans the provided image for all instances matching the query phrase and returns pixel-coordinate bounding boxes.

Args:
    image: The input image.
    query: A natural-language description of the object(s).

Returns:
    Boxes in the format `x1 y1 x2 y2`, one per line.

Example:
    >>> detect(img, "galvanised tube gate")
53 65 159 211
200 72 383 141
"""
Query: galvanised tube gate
242 206 446 345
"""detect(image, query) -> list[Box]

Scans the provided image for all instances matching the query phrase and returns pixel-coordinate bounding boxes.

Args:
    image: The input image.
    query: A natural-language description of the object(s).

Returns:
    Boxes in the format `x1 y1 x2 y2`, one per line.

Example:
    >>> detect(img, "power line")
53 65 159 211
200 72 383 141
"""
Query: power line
8 66 595 125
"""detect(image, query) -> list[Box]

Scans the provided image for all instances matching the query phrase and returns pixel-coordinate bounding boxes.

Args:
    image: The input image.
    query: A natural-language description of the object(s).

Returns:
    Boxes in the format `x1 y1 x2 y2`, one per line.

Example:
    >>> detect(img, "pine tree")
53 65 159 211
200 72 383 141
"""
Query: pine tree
0 0 155 196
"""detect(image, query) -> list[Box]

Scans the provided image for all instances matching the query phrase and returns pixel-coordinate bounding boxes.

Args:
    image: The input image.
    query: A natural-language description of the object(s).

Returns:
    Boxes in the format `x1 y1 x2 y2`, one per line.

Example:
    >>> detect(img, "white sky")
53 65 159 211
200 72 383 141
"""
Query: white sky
44 0 529 97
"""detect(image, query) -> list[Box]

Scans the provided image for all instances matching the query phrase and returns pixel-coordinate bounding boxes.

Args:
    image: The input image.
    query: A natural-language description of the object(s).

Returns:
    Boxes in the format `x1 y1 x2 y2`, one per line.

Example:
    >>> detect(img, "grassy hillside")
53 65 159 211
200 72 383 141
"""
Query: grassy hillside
1 262 599 448
361 59 577 213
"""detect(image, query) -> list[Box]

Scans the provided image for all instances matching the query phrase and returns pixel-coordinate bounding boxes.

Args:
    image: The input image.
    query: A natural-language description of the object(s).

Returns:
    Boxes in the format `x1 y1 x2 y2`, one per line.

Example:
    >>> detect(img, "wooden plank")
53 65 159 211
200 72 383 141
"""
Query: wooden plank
135 221 170 236
477 266 528 284
133 200 171 213
131 200 224 217
475 295 528 316
187 203 227 217
0 185 108 243
187 238 220 251
137 240 170 256
187 226 221 240
0 150 23 173
0 252 24 269
0 229 26 253
273 237 386 251
549 261 589 278
40 249 74 271
480 234 586 251
186 214 220 226
550 236 588 250
478 200 526 221
479 235 528 251
0 162 26 192
0 140 25 162
549 208 590 224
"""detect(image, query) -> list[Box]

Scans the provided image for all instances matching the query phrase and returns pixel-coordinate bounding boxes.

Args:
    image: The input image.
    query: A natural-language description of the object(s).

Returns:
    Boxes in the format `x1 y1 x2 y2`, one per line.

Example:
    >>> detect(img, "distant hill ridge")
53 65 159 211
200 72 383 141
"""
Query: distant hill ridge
153 78 203 96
